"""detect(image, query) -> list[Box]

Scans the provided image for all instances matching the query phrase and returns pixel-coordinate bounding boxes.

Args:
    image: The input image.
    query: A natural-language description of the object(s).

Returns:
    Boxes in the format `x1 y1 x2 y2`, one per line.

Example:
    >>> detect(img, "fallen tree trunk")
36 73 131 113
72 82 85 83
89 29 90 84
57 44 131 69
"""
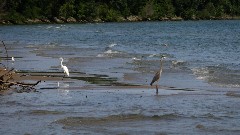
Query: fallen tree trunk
1 41 41 93
0 68 41 93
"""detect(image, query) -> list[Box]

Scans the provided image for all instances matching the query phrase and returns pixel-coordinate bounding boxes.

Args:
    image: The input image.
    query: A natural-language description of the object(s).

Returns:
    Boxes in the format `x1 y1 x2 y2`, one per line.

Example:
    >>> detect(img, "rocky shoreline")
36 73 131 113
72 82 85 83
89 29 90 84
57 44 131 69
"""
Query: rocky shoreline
1 15 239 25
0 16 181 25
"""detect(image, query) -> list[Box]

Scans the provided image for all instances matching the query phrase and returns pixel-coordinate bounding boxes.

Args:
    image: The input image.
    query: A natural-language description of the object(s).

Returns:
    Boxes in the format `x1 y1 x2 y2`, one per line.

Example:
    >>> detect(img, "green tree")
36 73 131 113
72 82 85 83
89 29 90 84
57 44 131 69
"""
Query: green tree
173 0 200 19
127 0 148 15
109 0 130 17
76 2 97 21
215 5 224 17
96 4 109 20
206 2 216 17
59 0 76 18
153 0 175 19
1 0 240 24
141 0 154 19
105 8 121 22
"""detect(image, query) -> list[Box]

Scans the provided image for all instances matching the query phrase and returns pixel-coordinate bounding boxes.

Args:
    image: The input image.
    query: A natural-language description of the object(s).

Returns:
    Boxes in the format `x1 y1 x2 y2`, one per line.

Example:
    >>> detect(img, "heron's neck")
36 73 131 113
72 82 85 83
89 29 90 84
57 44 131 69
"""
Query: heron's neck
159 59 163 71
60 59 63 67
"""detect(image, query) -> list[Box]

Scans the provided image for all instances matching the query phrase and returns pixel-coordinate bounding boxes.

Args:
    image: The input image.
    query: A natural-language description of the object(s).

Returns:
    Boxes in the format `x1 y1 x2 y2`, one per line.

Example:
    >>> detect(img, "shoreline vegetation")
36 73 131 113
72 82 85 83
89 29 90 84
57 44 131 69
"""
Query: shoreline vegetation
1 15 240 25
0 0 240 25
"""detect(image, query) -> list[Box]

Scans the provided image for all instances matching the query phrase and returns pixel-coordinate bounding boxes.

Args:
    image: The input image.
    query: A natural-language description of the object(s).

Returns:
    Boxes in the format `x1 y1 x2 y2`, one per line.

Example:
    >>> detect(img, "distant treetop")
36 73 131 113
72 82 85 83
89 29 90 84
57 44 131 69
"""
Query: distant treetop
0 0 239 24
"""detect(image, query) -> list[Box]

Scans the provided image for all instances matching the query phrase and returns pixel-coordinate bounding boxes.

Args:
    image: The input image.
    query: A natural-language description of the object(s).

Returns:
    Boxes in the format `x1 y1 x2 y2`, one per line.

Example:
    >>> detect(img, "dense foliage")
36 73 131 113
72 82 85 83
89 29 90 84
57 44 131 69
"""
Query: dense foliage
0 0 240 24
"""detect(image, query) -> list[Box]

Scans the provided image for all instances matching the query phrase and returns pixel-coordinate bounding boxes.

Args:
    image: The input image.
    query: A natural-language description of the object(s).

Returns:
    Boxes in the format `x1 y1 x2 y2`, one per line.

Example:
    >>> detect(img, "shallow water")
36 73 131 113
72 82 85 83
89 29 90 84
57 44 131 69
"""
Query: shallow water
0 21 240 134
1 20 240 87
1 88 240 135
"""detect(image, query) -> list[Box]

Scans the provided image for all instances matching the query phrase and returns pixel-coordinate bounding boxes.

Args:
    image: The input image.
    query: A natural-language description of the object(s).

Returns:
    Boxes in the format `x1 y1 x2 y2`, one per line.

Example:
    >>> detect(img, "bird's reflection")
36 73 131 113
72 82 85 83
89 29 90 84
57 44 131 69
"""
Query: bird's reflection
57 82 71 98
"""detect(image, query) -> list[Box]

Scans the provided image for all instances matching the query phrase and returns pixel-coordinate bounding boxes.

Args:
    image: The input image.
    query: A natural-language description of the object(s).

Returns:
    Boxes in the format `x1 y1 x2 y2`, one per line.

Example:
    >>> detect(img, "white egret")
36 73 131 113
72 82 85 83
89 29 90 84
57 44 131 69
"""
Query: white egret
11 57 15 62
150 55 166 94
60 57 69 76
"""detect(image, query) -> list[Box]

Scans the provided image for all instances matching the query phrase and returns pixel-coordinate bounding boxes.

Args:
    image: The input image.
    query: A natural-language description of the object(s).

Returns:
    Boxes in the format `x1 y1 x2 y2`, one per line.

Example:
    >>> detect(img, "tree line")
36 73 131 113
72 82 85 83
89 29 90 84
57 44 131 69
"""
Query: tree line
0 0 239 24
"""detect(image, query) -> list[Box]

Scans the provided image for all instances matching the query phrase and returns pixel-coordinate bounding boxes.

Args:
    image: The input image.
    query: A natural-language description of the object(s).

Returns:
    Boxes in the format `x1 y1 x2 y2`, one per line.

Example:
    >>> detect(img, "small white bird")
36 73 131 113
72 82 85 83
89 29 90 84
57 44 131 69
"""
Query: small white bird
60 57 69 76
11 57 15 62
132 57 141 61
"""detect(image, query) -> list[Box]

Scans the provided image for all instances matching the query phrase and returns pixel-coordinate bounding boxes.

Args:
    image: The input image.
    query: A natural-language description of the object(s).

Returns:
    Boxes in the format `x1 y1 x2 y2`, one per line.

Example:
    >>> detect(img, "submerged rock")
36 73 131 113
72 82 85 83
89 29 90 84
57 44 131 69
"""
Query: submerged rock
127 15 142 22
53 17 64 23
196 124 205 129
30 110 64 115
226 91 240 98
25 18 42 24
67 17 77 23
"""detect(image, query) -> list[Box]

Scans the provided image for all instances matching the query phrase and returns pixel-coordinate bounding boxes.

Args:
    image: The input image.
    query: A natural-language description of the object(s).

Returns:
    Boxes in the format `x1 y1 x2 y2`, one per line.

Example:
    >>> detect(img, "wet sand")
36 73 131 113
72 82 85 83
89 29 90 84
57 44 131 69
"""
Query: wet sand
0 67 181 95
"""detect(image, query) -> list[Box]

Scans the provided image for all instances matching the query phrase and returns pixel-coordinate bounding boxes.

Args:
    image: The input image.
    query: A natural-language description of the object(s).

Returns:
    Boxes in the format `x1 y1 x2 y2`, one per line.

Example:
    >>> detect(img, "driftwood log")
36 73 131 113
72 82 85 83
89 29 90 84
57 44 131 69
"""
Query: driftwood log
0 68 41 93
1 41 41 93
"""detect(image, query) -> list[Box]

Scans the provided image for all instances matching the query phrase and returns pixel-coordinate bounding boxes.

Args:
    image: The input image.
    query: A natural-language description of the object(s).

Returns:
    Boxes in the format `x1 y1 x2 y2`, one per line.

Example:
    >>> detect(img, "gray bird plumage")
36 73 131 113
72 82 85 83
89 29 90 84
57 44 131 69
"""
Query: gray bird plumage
150 69 162 86
150 55 166 94
150 58 163 86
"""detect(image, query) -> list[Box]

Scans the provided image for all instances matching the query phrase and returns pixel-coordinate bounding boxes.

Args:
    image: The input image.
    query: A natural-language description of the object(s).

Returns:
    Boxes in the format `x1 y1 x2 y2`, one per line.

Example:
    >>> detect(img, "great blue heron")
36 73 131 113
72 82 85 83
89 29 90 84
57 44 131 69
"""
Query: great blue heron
60 57 69 76
150 55 166 94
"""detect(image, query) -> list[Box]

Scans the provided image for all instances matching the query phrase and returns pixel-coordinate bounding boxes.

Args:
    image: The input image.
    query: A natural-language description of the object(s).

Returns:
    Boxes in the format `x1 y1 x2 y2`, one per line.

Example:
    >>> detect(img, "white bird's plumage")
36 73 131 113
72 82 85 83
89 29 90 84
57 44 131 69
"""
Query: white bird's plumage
11 57 15 62
60 57 69 76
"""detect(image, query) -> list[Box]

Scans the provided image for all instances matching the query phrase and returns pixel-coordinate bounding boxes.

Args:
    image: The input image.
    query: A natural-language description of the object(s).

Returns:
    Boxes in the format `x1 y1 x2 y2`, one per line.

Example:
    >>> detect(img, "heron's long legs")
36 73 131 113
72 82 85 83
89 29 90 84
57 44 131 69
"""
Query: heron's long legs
156 84 158 95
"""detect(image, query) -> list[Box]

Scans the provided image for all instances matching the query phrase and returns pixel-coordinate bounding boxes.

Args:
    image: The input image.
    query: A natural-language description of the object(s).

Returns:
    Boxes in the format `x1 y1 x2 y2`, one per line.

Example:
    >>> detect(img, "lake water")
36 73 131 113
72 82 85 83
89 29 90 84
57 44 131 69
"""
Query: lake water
0 20 240 134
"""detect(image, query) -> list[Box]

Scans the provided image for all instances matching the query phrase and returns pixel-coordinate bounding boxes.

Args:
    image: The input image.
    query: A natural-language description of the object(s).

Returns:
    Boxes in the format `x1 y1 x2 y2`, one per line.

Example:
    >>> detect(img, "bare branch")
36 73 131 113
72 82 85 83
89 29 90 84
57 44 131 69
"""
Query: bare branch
1 41 9 69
